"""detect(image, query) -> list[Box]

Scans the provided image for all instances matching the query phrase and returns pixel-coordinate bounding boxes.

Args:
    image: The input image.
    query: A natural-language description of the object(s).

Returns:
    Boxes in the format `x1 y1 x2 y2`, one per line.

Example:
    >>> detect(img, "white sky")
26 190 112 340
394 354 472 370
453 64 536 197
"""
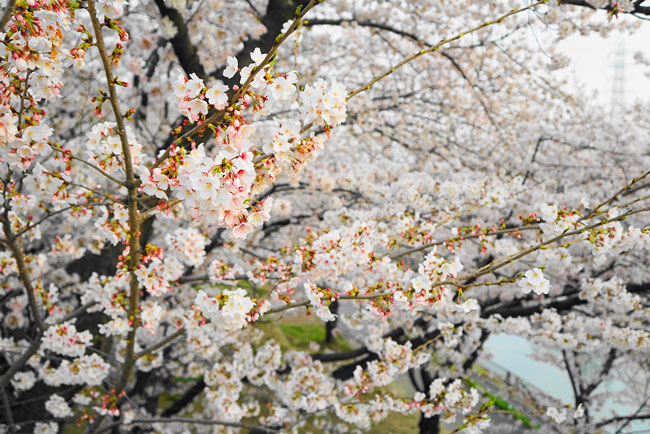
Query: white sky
557 17 650 106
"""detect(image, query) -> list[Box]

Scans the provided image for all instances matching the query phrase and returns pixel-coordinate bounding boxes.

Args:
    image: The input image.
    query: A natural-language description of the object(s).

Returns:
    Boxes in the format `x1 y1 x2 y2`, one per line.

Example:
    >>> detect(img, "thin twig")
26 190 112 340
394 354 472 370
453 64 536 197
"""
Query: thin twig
346 1 546 100
0 0 16 32
86 1 142 432
389 225 540 260
101 417 279 433
135 328 186 359
151 0 320 170
1 387 16 433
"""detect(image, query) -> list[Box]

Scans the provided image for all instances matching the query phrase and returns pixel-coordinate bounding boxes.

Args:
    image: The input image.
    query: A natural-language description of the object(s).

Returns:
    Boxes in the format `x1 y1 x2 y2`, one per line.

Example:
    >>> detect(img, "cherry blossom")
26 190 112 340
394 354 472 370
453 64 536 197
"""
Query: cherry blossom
519 268 551 295
0 0 648 433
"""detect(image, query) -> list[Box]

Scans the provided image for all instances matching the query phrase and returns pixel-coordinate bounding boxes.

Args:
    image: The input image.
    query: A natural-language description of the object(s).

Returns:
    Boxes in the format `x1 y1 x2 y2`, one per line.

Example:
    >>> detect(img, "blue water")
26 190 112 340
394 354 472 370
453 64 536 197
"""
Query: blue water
483 334 650 432
485 334 573 401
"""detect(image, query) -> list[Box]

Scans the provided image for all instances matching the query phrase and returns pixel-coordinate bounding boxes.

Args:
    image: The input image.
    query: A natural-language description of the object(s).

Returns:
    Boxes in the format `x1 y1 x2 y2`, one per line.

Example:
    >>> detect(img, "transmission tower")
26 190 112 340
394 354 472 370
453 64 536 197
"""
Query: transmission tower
610 39 627 114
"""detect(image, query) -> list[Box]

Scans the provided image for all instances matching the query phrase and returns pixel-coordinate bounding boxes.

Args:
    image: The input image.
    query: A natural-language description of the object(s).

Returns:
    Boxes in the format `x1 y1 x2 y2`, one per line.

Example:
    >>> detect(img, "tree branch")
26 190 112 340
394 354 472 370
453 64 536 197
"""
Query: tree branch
153 0 206 78
597 413 650 428
0 0 16 32
86 2 143 431
561 0 650 16
1 217 45 332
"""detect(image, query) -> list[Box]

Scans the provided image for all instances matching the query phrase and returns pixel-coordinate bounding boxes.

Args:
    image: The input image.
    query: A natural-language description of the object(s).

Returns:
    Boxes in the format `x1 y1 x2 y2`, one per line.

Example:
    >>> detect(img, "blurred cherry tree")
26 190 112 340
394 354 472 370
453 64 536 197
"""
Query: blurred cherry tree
0 0 649 433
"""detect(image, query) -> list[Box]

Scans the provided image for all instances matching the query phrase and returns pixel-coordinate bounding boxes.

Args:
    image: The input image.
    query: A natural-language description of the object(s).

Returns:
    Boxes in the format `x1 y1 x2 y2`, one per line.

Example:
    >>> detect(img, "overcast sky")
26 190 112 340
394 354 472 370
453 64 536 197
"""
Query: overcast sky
557 17 650 106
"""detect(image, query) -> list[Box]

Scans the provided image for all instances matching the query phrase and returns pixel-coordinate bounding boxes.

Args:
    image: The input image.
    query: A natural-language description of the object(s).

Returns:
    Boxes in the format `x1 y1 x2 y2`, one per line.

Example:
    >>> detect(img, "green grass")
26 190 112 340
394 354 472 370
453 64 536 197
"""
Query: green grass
368 412 421 434
256 316 355 353
280 323 325 344
465 378 536 429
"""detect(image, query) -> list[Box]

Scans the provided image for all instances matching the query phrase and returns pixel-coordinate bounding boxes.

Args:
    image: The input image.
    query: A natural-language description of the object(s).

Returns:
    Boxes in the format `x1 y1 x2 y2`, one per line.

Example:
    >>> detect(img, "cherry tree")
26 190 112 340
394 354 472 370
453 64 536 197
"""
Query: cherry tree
0 0 649 433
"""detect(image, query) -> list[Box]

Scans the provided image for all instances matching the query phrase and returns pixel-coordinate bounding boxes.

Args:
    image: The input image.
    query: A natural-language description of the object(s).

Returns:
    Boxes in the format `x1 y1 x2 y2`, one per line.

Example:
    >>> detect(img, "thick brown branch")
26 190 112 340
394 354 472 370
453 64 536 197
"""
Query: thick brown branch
153 0 206 79
0 0 16 32
597 413 650 427
1 218 44 332
561 0 650 16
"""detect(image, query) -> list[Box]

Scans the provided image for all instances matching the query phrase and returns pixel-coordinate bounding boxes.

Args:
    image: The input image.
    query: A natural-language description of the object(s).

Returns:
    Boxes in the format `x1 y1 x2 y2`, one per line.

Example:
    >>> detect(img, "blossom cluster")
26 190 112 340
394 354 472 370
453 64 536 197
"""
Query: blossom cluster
173 145 271 238
40 354 110 387
305 281 338 321
41 322 92 358
173 73 229 122
0 0 648 432
194 288 257 331
343 339 431 397
394 247 464 313
518 268 551 295
300 78 348 131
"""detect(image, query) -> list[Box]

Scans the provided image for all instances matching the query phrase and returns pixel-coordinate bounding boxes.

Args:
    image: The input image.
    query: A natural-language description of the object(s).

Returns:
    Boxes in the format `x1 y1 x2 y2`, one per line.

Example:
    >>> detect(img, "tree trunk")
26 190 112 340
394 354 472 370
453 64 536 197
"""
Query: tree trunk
325 300 339 343
418 414 440 434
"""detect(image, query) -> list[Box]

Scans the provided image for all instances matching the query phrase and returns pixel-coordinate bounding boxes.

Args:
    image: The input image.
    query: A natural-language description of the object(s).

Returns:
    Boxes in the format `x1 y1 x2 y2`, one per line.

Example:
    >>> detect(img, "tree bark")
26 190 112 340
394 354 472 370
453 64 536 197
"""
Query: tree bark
418 414 440 434
325 300 338 343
